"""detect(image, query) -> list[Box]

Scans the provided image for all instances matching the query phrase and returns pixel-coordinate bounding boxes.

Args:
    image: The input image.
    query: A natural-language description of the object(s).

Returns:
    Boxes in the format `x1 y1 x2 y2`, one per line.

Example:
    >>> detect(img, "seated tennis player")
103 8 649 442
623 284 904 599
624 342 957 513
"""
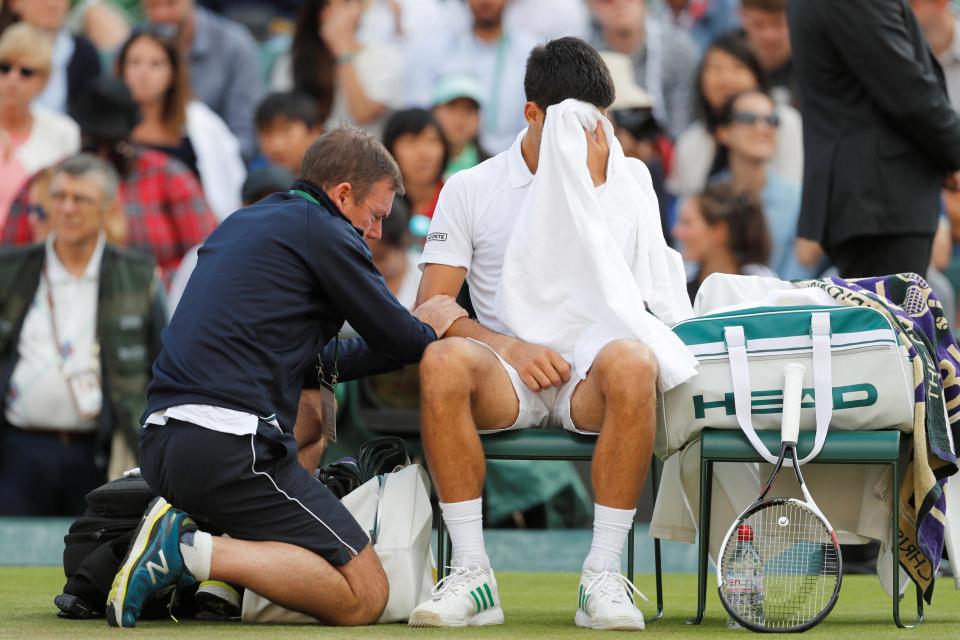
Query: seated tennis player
409 37 694 631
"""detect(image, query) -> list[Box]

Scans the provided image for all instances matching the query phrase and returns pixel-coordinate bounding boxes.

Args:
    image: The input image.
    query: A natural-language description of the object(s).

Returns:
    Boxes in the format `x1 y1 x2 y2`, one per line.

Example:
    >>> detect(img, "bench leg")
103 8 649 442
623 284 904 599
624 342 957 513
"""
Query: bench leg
650 456 664 622
687 458 712 625
892 460 925 628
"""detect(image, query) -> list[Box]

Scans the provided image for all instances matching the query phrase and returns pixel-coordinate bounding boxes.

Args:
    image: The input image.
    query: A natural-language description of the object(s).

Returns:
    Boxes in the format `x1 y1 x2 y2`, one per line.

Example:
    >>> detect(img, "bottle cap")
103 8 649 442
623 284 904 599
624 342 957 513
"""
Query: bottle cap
737 524 754 542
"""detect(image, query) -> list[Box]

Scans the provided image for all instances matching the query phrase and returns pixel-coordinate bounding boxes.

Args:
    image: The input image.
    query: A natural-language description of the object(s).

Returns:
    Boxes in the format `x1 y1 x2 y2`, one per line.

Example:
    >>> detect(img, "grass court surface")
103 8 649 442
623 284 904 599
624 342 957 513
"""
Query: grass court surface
2 568 958 638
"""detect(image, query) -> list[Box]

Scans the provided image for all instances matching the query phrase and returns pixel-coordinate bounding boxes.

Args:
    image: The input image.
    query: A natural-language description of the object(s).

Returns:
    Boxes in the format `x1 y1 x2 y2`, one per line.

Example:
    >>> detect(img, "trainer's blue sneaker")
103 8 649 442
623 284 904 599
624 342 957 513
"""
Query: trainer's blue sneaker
106 497 198 627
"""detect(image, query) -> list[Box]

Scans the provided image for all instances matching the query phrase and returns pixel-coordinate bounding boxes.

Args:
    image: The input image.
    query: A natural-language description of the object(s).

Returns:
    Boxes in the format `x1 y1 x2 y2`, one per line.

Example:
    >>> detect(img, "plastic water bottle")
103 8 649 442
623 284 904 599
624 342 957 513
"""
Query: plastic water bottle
725 524 765 629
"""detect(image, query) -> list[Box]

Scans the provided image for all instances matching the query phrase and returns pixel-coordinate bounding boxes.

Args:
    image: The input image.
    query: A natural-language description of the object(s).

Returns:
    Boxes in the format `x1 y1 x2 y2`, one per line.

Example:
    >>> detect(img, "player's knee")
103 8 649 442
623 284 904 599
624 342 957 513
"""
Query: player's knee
420 338 477 391
597 341 659 395
341 578 388 625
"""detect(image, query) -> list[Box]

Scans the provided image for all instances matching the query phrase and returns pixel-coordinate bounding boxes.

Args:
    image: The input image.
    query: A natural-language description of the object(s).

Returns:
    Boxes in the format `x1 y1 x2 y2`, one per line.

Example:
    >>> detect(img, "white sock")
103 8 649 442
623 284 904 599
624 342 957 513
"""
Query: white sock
180 530 213 581
583 504 635 574
440 498 489 569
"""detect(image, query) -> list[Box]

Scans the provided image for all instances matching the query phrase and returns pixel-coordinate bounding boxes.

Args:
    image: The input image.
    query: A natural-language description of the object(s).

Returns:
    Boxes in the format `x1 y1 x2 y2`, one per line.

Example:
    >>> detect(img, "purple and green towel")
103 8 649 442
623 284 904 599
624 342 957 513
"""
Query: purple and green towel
802 273 959 602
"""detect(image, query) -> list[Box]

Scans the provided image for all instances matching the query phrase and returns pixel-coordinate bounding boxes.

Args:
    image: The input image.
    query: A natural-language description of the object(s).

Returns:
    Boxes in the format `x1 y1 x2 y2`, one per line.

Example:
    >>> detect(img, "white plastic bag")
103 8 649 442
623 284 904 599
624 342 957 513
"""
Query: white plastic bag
241 464 435 624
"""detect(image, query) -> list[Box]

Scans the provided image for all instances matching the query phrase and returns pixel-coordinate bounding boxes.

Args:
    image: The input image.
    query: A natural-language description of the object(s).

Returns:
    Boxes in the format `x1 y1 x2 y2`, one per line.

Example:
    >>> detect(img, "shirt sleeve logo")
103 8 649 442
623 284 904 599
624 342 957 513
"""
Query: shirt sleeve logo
426 232 448 243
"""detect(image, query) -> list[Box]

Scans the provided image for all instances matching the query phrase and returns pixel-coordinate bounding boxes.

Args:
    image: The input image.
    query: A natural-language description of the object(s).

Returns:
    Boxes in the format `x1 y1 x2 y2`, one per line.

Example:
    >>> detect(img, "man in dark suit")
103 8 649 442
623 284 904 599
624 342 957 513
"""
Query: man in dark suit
789 0 960 277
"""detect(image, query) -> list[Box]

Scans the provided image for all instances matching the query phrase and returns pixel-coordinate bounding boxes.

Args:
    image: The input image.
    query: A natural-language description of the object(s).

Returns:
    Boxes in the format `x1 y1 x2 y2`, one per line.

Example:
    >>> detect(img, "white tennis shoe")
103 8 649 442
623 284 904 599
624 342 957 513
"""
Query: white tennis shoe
575 569 647 631
408 564 504 627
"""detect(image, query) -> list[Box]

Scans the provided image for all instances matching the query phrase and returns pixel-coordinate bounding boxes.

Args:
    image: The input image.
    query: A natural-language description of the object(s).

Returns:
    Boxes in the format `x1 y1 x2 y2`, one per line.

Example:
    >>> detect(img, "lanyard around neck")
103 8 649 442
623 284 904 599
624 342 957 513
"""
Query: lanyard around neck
289 188 321 205
42 269 99 369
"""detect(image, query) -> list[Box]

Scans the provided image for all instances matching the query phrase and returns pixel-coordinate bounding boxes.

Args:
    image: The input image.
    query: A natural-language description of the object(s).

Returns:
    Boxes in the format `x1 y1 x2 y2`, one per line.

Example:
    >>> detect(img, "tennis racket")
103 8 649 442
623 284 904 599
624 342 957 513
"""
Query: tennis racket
717 362 842 632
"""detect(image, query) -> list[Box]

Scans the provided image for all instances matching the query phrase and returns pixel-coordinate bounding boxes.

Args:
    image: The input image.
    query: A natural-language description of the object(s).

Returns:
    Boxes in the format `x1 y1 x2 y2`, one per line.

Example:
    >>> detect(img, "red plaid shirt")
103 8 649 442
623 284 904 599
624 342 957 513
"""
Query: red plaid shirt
1 149 217 281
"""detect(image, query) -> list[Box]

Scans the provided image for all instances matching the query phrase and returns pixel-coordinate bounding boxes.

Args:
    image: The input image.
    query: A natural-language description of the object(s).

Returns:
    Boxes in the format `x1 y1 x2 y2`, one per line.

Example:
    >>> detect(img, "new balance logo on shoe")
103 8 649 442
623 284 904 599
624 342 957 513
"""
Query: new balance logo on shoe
469 583 495 612
146 550 170 585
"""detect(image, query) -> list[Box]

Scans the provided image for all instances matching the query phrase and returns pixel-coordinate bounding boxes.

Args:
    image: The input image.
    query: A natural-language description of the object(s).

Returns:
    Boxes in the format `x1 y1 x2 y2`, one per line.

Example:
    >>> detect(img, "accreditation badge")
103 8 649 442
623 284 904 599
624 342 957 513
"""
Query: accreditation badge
67 370 102 419
319 379 337 444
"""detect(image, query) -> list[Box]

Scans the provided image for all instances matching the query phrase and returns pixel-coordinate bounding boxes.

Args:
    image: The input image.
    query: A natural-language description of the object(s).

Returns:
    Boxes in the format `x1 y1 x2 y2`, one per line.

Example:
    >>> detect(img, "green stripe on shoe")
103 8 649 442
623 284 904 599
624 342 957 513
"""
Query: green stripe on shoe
470 590 482 611
483 583 494 608
477 586 489 610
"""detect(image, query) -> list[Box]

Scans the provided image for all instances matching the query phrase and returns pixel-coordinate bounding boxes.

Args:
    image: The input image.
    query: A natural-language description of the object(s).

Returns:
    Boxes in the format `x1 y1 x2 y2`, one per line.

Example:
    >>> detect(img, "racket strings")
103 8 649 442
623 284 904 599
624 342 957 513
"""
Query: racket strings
720 501 839 630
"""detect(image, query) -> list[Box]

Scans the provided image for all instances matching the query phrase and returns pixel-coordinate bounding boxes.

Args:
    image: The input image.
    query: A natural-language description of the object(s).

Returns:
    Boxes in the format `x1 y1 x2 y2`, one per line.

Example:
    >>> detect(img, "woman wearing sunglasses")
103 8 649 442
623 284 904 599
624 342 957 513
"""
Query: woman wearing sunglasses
667 33 803 199
0 0 101 115
0 22 79 229
712 88 823 280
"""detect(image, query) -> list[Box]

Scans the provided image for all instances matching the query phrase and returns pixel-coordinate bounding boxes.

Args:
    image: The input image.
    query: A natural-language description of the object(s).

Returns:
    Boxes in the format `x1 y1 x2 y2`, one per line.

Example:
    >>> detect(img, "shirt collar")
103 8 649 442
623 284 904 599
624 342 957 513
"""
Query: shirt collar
507 129 534 188
45 231 106 283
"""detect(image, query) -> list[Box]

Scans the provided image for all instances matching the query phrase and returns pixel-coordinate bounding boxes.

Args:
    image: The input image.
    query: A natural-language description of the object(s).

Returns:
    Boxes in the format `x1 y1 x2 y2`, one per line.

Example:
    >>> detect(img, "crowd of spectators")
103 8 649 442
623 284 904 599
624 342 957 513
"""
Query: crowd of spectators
3 0 960 516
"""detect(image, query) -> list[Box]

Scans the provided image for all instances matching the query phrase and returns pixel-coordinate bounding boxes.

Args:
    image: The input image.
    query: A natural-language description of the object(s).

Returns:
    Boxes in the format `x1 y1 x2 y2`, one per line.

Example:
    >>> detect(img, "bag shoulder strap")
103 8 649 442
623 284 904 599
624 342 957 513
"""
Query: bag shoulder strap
723 311 833 465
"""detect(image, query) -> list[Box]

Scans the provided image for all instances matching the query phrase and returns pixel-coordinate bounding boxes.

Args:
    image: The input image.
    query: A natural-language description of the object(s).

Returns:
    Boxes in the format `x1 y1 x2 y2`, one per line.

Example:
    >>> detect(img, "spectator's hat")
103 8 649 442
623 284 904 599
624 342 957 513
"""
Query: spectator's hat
70 77 142 141
600 51 654 110
432 74 484 108
242 165 296 205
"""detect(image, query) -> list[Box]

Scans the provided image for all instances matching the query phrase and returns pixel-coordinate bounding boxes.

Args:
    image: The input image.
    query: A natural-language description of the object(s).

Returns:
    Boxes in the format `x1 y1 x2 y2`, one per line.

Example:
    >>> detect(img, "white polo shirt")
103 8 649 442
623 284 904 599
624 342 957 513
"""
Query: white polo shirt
419 129 655 336
5 233 104 431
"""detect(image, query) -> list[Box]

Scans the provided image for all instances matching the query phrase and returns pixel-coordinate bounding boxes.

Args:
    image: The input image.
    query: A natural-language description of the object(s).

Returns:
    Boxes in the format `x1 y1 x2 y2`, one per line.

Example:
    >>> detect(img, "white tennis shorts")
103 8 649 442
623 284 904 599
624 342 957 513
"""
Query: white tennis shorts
468 338 597 435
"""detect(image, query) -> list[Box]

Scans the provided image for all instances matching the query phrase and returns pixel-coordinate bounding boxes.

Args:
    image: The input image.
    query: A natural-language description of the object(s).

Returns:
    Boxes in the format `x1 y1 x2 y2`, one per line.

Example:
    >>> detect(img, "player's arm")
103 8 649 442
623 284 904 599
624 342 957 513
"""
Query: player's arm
416 263 571 391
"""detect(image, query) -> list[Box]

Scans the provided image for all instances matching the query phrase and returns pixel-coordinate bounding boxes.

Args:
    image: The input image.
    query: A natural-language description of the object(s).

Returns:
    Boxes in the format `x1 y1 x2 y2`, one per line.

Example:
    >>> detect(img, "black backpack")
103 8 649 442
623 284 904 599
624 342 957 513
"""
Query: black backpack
55 474 170 619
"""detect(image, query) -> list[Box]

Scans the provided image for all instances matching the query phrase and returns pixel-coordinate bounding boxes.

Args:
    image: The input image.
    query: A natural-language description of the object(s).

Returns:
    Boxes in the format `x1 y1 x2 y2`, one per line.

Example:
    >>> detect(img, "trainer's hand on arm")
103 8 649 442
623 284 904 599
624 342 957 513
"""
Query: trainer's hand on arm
413 294 468 338
585 119 609 187
416 263 571 391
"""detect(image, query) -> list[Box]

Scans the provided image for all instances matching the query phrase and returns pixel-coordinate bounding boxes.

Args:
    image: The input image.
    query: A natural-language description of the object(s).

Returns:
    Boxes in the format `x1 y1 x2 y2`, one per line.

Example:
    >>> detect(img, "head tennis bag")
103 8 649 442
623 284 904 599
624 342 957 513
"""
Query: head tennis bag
655 305 914 459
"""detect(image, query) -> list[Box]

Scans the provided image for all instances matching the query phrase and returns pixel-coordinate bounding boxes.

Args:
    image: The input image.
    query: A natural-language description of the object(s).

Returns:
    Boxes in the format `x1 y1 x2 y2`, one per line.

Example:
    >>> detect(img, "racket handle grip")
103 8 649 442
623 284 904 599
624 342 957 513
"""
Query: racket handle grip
781 363 805 445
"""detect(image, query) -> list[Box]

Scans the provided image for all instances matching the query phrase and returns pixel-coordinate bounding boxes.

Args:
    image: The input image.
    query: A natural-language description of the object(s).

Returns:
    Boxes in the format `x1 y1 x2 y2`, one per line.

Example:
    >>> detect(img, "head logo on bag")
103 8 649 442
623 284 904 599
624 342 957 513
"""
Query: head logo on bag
692 383 878 420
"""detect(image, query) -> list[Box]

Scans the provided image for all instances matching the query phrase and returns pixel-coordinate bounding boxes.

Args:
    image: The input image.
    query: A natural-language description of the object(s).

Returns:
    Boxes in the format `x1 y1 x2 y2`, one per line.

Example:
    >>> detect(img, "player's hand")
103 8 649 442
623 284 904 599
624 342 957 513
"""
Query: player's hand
413 294 468 338
500 338 572 392
585 119 609 187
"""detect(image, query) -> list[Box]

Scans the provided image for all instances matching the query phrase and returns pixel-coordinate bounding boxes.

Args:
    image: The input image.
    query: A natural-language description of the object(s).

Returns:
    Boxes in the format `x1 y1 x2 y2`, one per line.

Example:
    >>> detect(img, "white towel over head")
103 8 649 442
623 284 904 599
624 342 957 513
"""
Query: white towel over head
495 99 698 391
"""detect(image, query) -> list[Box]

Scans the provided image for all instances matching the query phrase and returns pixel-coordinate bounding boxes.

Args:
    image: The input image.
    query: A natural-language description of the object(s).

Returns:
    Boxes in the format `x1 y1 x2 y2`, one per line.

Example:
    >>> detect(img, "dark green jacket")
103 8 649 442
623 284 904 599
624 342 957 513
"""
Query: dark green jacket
0 243 165 469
